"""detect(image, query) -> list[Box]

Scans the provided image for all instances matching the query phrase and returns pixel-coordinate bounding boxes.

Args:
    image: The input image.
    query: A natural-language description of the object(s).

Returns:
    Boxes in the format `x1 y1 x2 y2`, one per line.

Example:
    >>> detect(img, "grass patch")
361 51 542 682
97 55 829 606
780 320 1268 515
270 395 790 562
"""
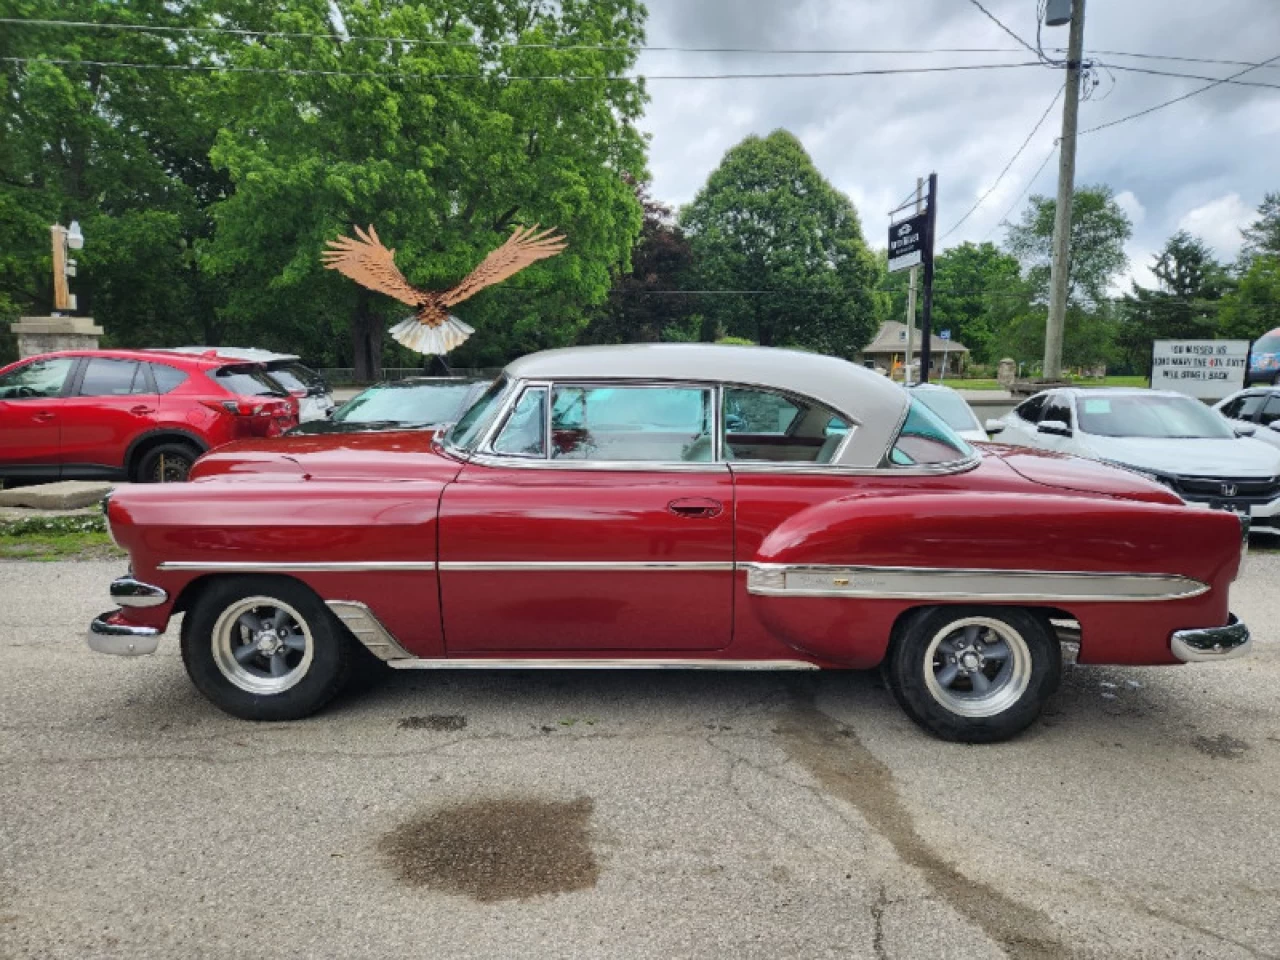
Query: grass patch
0 514 124 562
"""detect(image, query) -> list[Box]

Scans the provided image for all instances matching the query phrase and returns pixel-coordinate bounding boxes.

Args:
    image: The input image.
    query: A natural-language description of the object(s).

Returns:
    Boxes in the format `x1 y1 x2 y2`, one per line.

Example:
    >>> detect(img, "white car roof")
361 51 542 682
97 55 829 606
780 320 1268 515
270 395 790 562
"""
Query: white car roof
505 343 913 469
170 346 302 364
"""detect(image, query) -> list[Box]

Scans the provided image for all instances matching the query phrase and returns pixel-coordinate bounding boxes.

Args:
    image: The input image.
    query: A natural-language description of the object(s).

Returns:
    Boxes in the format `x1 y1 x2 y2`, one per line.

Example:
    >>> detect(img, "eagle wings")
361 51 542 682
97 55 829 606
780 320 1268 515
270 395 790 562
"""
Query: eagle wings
322 223 566 355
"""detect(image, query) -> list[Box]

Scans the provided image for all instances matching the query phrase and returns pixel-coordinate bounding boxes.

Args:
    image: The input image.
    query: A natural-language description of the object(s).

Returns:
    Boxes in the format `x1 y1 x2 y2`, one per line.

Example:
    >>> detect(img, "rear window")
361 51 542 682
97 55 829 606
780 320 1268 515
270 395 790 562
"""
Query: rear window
150 363 188 394
889 399 974 466
268 361 324 393
912 389 980 431
208 365 287 397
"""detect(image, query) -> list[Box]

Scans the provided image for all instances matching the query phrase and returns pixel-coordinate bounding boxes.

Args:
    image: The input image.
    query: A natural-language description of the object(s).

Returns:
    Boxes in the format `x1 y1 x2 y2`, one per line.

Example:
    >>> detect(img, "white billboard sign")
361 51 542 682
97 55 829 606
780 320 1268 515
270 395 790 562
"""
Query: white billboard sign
1150 340 1248 400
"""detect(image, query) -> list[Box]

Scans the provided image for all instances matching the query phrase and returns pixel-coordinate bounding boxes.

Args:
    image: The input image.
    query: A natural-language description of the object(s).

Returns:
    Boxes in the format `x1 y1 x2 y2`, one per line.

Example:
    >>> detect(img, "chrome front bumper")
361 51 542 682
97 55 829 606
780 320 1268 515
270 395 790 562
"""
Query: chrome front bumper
110 576 168 608
1171 615 1251 663
89 611 161 656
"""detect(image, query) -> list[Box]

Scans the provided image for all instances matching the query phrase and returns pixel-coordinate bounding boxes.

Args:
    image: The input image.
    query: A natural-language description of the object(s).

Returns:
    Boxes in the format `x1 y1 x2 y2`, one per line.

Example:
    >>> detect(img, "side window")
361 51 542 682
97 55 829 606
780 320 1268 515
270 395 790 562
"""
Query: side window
1218 396 1243 419
78 358 148 397
1015 394 1047 424
0 357 76 400
492 387 547 457
550 385 713 462
150 363 189 394
724 388 802 435
889 400 974 466
1043 397 1074 429
1235 393 1267 422
722 386 848 464
1260 396 1280 427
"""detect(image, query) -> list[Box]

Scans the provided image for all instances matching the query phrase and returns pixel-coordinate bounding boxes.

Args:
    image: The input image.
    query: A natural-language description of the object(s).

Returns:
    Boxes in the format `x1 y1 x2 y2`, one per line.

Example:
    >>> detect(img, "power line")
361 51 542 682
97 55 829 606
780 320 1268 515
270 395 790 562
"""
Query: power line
1079 53 1280 136
0 55 1046 82
941 83 1064 239
1102 61 1280 92
962 0 1041 58
1080 48 1280 72
981 145 1059 241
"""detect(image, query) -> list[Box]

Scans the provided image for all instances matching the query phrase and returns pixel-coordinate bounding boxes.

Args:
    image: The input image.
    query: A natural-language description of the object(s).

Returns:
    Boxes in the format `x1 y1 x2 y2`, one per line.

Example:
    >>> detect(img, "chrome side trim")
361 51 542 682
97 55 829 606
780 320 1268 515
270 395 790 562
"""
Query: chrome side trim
727 457 981 478
1171 615 1251 662
157 561 437 573
468 452 730 473
110 576 168 608
88 612 161 656
387 658 818 671
438 561 734 572
325 600 414 661
743 563 1209 603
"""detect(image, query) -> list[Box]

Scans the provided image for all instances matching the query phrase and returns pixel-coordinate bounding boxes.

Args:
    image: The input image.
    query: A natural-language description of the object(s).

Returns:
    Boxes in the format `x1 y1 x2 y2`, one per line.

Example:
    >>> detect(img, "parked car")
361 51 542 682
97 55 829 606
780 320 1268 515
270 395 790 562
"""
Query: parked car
170 348 333 421
992 387 1280 528
90 345 1249 743
290 377 490 435
0 349 298 483
907 382 989 443
1246 326 1280 386
1214 387 1280 450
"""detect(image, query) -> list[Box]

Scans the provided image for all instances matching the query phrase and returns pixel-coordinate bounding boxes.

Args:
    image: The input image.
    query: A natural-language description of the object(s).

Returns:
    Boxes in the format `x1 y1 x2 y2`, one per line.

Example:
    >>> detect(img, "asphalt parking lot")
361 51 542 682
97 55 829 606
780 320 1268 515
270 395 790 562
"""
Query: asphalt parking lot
2 555 1278 960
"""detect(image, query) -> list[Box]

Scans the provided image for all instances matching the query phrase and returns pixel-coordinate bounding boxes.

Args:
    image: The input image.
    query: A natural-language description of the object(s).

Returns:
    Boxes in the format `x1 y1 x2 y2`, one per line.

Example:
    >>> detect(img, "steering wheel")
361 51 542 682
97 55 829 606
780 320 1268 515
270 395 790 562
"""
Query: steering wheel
14 386 37 398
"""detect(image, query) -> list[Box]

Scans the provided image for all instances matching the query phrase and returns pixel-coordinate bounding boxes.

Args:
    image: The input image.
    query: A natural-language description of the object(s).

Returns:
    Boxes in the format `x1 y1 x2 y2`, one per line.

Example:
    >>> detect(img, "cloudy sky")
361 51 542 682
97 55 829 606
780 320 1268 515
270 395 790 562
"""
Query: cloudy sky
634 0 1280 289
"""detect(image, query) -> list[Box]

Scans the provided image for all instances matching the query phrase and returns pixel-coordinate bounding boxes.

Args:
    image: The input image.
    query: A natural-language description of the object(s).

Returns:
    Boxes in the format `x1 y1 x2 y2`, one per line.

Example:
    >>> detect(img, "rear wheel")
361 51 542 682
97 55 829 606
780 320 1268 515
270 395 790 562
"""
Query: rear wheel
137 441 199 483
181 577 354 721
884 607 1061 743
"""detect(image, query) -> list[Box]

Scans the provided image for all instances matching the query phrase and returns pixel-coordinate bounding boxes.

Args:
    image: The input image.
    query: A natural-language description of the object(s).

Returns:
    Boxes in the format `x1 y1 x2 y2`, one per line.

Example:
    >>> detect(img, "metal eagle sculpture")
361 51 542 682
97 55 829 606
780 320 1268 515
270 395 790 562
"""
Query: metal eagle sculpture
322 223 566 355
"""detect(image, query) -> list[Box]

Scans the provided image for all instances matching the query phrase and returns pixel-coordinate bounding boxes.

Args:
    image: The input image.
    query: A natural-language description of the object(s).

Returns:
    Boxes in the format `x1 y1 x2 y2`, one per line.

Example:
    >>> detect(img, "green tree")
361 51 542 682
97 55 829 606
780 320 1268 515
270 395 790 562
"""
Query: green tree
1218 256 1280 342
1240 191 1280 264
203 0 648 378
1117 232 1231 374
0 0 226 356
1000 185 1133 367
679 130 879 356
931 242 1025 363
582 180 695 344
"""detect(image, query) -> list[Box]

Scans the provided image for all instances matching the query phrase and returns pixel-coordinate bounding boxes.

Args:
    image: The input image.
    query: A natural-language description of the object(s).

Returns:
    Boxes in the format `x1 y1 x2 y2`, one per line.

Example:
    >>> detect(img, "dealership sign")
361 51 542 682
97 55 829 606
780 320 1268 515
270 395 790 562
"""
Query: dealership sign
1150 339 1248 400
887 212 928 273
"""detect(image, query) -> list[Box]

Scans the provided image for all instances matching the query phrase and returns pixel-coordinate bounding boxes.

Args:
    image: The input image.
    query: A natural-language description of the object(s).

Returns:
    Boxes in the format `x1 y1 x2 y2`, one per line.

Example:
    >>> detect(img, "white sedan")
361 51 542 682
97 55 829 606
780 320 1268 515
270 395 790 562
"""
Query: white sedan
991 387 1280 528
906 383 989 443
1214 387 1280 450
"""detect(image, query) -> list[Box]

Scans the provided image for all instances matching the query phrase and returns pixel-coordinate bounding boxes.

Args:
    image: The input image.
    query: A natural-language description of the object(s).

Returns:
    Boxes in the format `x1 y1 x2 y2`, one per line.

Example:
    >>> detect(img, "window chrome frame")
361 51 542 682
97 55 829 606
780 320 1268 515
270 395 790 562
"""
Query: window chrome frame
442 375 516 459
720 382 859 469
486 383 550 460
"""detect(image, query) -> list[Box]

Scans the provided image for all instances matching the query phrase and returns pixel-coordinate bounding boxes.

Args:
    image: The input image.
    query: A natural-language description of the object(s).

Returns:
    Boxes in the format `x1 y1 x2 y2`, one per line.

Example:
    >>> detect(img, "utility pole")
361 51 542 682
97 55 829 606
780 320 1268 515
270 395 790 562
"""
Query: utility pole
1042 0 1086 380
903 177 923 385
919 172 938 383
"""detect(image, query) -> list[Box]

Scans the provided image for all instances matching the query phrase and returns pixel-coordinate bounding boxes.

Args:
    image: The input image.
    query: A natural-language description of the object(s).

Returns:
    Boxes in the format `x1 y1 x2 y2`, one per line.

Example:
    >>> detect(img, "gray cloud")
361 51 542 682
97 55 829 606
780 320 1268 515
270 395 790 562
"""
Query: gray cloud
636 0 1280 285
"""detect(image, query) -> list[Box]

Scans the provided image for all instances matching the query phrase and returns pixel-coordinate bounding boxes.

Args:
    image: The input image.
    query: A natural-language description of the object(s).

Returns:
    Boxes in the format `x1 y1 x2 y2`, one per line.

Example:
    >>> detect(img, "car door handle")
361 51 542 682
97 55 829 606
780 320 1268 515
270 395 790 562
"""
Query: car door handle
129 404 156 415
32 411 56 422
668 497 723 519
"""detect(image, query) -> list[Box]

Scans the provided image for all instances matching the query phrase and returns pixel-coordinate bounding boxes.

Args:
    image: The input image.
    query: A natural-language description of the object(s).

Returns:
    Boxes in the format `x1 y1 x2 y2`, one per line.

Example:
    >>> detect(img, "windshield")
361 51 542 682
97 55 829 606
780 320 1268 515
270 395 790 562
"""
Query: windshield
912 388 980 431
1076 394 1235 439
209 365 288 397
335 382 481 425
889 399 974 466
444 377 513 452
1253 332 1280 355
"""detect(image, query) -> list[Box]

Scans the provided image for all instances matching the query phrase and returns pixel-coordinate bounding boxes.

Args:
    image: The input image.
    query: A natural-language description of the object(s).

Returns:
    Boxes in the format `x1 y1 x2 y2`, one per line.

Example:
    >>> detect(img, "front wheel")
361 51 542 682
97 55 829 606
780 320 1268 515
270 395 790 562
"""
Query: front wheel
884 607 1061 743
181 576 354 721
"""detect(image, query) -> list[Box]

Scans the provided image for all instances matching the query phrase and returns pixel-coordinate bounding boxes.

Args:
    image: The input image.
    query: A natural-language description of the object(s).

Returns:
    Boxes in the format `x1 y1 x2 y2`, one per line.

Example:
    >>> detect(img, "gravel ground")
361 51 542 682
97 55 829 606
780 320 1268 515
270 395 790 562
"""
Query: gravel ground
1 555 1278 960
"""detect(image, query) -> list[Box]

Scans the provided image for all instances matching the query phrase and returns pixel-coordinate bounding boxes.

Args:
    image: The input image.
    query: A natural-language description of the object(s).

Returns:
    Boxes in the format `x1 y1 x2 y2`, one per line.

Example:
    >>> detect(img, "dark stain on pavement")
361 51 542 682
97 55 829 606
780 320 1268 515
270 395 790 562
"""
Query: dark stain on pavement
397 714 467 732
1192 734 1251 760
378 796 598 902
776 694 1073 960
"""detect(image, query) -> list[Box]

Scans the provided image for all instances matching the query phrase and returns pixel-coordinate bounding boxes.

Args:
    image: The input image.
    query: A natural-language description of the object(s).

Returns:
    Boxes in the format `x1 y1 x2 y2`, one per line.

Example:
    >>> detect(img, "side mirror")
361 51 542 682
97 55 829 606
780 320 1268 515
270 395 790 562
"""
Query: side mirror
983 419 1006 435
1037 419 1073 438
1234 423 1257 437
1269 421 1280 434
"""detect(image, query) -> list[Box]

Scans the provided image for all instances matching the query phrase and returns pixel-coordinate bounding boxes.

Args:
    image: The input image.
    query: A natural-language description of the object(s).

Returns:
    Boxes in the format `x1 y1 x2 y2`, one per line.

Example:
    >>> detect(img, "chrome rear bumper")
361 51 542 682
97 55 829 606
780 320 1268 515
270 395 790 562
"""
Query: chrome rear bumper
89 611 161 656
1171 615 1251 663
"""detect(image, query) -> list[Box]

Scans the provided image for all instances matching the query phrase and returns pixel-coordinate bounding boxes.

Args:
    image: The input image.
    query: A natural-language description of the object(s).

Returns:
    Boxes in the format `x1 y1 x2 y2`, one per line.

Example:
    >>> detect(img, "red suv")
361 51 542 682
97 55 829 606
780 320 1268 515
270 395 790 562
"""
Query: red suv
0 349 299 483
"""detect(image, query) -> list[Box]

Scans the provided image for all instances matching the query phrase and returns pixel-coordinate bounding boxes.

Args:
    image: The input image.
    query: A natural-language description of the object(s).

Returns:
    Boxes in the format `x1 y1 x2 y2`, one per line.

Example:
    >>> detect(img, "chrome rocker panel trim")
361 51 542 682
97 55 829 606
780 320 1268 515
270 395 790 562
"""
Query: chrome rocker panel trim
1170 615 1251 662
438 561 734 573
88 611 161 656
158 561 438 573
743 563 1209 603
110 576 168 608
325 600 414 662
387 658 819 671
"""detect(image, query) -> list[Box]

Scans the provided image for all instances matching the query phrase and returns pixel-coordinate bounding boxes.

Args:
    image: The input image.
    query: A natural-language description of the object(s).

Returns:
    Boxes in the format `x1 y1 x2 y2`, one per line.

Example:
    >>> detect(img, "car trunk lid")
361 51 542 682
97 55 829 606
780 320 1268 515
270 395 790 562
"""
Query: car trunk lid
991 446 1184 505
189 430 461 483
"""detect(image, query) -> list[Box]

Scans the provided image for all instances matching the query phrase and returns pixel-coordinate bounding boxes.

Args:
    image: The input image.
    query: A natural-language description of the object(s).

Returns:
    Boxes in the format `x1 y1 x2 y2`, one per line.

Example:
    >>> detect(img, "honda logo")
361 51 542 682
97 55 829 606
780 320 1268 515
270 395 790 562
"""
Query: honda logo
1220 483 1238 498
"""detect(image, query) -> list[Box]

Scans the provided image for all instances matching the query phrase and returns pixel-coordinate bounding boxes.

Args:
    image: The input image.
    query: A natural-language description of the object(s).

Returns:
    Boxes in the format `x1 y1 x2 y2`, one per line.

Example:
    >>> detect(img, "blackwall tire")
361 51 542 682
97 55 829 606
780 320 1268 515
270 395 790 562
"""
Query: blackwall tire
885 607 1061 743
137 442 199 483
181 576 354 721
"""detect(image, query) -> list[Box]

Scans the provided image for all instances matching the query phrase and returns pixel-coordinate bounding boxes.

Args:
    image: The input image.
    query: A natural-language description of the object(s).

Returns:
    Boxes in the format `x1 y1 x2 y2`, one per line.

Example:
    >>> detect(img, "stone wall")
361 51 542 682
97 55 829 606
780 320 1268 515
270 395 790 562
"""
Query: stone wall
10 316 102 358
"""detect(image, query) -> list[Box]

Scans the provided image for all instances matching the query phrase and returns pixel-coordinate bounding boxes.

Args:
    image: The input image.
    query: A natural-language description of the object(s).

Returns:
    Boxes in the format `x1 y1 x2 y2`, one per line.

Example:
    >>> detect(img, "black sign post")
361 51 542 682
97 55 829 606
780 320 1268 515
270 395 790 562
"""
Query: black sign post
919 173 938 383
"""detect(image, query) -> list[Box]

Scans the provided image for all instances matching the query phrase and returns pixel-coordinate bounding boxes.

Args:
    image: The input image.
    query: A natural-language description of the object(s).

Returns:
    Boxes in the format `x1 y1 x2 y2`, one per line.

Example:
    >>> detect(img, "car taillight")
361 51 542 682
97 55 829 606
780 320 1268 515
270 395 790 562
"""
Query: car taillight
202 398 295 437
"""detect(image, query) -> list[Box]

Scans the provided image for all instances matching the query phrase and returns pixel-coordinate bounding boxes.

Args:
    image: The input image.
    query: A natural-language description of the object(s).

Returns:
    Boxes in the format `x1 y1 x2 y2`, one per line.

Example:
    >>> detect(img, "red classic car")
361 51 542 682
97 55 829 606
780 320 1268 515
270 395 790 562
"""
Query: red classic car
90 344 1251 742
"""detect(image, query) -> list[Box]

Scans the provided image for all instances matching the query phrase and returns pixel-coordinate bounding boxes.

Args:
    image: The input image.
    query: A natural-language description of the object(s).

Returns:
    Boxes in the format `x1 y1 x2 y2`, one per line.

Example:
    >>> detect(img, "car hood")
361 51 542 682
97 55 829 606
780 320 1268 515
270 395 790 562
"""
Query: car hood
191 430 462 482
990 446 1184 504
1079 435 1280 478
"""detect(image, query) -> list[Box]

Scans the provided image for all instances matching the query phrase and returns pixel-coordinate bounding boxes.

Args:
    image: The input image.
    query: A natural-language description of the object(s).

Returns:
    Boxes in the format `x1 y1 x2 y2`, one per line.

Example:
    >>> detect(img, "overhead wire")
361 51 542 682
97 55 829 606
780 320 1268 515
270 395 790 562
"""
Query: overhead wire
982 146 1059 241
940 83 1064 239
961 0 1041 58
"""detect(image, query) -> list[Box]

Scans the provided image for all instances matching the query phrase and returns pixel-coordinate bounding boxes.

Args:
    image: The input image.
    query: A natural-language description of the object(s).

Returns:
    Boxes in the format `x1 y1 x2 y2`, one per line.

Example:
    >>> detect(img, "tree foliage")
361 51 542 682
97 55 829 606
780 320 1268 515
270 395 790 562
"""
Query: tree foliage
1240 191 1280 265
679 130 879 356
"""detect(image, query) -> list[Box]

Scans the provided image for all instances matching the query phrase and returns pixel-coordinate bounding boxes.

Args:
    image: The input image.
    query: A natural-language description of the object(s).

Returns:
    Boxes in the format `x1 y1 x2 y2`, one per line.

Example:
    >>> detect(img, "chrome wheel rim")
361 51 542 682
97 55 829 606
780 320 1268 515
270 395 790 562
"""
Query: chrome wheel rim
211 596 314 695
923 616 1032 718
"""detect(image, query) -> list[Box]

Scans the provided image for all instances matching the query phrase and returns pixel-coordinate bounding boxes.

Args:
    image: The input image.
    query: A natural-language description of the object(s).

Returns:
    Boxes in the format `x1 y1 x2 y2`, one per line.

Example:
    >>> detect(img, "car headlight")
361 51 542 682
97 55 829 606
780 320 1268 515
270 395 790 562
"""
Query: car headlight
1099 460 1186 500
